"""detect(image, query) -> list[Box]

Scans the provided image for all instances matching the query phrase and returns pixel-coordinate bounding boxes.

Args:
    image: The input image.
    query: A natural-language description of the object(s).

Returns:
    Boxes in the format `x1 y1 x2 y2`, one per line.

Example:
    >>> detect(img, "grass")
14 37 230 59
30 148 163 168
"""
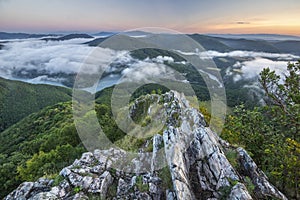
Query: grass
106 180 118 199
244 176 255 195
52 175 65 186
73 186 82 194
141 116 152 127
225 149 238 169
158 166 173 190
114 135 145 152
135 176 149 192
144 142 154 152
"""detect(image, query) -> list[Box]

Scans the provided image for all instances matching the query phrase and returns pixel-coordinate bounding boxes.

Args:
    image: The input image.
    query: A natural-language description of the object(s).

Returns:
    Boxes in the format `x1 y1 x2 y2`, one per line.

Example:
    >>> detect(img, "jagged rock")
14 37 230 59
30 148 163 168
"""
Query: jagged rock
98 171 113 196
28 191 58 200
166 190 177 200
4 178 53 200
237 147 288 200
117 178 133 196
151 134 165 172
163 91 243 199
228 183 253 200
70 192 88 200
4 182 34 200
189 127 240 195
137 192 152 200
5 91 287 200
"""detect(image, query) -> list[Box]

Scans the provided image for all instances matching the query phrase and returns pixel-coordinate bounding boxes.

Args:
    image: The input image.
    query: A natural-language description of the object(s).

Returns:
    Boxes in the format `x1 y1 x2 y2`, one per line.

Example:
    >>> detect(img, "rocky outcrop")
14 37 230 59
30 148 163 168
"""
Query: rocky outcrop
4 179 53 200
162 91 249 199
237 147 288 200
5 91 287 200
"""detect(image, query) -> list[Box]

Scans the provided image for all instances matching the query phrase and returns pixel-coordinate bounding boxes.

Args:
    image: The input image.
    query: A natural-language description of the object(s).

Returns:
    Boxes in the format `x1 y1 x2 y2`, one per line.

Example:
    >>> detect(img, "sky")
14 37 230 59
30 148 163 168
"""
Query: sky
1 0 300 35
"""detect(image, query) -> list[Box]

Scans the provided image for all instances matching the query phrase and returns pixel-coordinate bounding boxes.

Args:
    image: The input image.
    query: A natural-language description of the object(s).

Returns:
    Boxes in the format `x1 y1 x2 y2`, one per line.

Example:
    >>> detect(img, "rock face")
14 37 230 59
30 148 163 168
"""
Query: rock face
5 91 288 200
237 147 288 200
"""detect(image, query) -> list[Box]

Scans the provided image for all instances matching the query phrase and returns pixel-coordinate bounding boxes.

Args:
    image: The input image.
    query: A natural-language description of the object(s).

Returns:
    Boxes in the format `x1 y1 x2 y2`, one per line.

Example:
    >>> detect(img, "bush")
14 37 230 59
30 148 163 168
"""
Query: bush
221 62 300 198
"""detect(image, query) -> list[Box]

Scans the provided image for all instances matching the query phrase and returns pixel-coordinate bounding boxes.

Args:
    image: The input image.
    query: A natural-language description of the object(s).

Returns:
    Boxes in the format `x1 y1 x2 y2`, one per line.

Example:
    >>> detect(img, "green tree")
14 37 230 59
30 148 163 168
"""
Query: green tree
222 61 300 198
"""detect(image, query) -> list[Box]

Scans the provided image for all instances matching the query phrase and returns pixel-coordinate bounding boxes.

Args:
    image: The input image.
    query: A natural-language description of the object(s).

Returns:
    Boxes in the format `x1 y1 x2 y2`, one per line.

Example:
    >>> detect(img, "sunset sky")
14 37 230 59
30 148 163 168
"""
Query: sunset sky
1 0 300 35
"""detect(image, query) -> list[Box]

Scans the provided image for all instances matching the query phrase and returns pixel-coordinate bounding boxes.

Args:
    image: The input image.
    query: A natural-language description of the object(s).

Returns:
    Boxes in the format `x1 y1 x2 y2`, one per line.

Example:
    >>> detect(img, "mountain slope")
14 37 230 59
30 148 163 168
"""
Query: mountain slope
0 101 84 198
0 77 72 132
272 40 300 55
0 85 128 198
85 37 107 46
0 32 56 40
188 34 233 52
214 37 280 53
4 91 288 200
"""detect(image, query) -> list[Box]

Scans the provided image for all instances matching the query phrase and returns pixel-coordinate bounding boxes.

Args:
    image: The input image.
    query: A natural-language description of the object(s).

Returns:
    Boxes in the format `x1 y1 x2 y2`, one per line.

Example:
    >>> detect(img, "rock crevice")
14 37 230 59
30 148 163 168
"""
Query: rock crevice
5 91 287 200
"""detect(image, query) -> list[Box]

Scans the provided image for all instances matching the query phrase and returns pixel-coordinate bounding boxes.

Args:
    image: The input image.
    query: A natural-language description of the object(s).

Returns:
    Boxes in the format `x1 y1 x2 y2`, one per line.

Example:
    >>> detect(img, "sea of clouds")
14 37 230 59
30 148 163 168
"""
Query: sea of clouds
0 38 298 90
177 49 299 81
0 38 184 88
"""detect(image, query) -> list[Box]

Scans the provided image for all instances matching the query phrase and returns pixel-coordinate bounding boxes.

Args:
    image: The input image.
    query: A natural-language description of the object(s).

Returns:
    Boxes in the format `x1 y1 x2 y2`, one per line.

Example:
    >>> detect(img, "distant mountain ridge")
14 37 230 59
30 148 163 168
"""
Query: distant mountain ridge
1 31 299 55
213 37 280 53
0 32 57 40
84 32 300 55
206 33 300 41
92 31 117 37
42 33 94 41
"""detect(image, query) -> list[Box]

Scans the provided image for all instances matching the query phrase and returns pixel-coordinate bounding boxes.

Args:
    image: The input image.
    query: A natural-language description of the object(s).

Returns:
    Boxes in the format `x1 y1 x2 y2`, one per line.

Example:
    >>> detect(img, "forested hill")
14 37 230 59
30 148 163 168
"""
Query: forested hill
0 77 72 132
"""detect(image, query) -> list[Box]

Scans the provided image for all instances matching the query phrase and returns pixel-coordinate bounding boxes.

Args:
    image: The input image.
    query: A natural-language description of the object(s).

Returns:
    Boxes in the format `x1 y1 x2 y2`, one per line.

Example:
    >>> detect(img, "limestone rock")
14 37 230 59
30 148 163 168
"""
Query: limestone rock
228 183 253 200
5 91 287 200
237 147 288 200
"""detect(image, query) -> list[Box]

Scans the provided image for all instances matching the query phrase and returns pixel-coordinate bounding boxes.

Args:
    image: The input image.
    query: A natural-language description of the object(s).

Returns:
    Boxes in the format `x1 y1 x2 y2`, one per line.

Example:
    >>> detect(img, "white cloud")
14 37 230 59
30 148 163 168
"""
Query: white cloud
150 55 174 63
176 49 297 83
199 50 299 60
28 75 67 85
229 57 290 81
0 38 129 84
0 39 185 88
2 39 294 92
176 50 299 60
121 59 181 82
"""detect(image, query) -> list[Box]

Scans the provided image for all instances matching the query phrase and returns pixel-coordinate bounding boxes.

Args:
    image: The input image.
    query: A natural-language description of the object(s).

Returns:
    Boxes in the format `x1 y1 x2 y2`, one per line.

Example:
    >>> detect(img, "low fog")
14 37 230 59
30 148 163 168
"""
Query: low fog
0 38 298 90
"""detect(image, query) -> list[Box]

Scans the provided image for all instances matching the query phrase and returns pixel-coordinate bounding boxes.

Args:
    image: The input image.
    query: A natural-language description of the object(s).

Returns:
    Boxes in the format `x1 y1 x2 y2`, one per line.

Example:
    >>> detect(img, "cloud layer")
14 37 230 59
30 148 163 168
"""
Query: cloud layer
227 58 290 82
0 39 297 91
0 38 132 85
177 49 299 60
0 38 185 88
177 49 298 81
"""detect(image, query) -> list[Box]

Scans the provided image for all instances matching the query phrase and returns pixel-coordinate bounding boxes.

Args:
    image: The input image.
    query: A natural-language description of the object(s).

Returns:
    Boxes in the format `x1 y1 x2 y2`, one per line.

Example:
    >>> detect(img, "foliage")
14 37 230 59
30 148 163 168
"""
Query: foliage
135 176 149 192
225 149 238 169
141 116 152 127
73 186 82 194
0 77 72 132
222 62 300 198
17 144 84 181
0 85 128 198
106 180 118 199
157 166 173 190
52 175 65 187
114 135 145 152
130 83 169 102
95 104 126 142
0 102 85 198
199 104 211 125
244 176 255 195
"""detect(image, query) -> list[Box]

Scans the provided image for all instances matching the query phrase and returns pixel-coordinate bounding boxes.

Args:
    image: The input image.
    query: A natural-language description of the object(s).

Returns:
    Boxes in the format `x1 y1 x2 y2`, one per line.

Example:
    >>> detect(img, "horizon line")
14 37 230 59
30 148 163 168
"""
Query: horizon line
1 30 300 37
